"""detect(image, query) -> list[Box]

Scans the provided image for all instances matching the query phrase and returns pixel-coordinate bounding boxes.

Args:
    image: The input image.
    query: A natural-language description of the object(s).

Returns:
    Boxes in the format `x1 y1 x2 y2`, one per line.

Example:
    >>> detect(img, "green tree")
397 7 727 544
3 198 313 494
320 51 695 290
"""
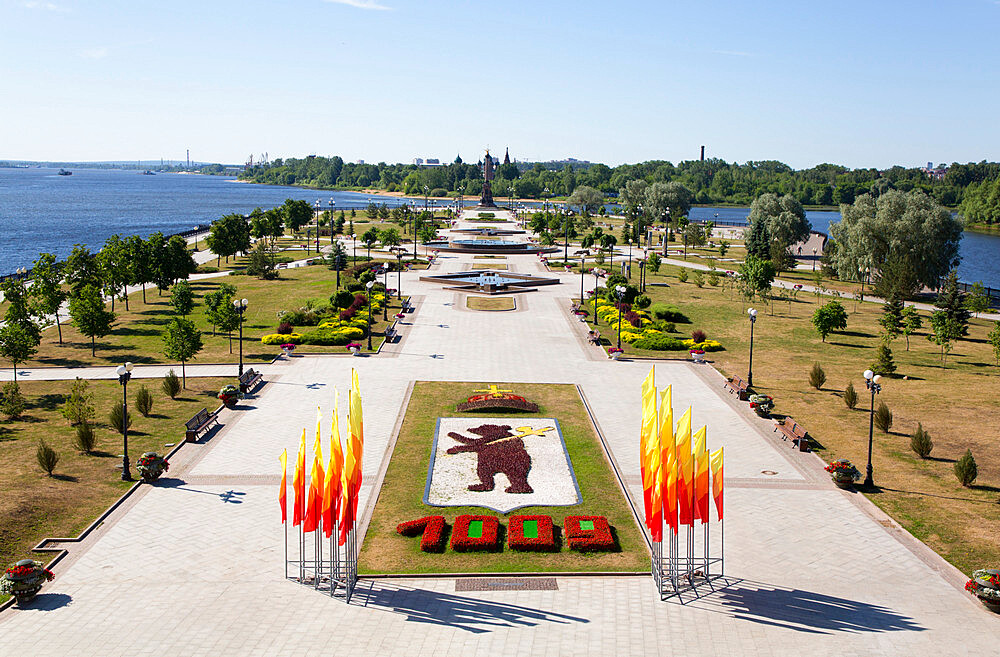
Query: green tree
879 297 904 341
748 193 810 252
327 241 348 289
170 280 194 316
647 252 662 273
743 216 771 259
29 253 67 344
162 317 203 387
124 235 152 304
645 181 693 230
145 232 171 293
989 322 1000 366
964 281 990 318
165 235 197 285
207 213 251 266
830 191 962 297
64 244 102 295
1 277 41 345
954 449 977 487
61 377 94 425
811 300 848 342
567 185 603 215
900 306 922 351
361 228 379 261
379 227 402 249
204 282 237 336
69 284 116 356
97 234 131 311
927 311 961 363
737 254 776 303
871 341 897 376
282 198 314 233
246 241 278 279
251 207 285 257
0 324 38 382
933 270 971 338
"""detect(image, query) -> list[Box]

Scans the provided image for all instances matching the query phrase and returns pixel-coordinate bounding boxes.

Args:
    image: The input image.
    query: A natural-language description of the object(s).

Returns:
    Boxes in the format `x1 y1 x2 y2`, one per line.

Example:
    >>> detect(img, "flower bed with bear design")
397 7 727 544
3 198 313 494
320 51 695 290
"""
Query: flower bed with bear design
358 382 646 575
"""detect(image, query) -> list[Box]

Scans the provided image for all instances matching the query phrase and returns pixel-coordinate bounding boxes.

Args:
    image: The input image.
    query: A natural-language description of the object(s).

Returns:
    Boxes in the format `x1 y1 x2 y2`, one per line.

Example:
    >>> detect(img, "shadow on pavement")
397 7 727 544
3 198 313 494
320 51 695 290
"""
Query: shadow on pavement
353 580 589 634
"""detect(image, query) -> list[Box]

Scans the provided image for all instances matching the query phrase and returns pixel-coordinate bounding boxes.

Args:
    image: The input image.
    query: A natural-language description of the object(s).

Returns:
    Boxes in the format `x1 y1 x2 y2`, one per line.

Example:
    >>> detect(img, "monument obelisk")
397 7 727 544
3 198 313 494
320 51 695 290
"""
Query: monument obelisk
479 149 497 207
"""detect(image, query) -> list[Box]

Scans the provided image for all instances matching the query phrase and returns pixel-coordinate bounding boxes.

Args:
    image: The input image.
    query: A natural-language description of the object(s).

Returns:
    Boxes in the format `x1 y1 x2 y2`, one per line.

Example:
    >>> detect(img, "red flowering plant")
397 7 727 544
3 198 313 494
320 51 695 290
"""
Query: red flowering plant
607 347 624 356
449 515 501 552
136 452 169 483
346 342 362 351
396 516 447 553
0 560 54 600
824 459 861 483
507 515 559 552
965 569 1000 604
564 515 617 552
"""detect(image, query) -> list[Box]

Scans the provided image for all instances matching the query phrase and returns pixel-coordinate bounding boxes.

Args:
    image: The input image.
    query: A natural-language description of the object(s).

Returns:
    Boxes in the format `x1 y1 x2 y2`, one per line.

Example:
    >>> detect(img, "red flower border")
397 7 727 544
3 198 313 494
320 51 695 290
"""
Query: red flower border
450 515 501 552
564 515 616 552
396 516 447 553
507 515 558 552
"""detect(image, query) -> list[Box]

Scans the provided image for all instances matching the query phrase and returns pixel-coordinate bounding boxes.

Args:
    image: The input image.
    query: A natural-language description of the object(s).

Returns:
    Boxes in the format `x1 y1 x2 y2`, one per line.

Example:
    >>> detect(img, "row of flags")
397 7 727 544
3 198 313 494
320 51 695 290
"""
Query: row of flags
279 370 364 546
639 367 723 542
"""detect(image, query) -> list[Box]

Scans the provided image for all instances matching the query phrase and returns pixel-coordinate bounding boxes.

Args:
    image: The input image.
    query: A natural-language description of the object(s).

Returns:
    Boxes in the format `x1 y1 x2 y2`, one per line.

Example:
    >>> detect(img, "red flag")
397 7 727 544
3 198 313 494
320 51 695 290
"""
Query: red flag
340 372 363 546
278 449 287 524
710 447 724 521
304 409 325 534
676 408 693 527
323 392 344 538
292 430 305 527
693 427 710 523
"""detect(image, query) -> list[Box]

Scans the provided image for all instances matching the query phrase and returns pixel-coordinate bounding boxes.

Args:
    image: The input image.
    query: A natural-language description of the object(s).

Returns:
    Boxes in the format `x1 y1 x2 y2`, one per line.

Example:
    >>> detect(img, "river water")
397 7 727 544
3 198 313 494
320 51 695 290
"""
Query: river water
1 167 997 287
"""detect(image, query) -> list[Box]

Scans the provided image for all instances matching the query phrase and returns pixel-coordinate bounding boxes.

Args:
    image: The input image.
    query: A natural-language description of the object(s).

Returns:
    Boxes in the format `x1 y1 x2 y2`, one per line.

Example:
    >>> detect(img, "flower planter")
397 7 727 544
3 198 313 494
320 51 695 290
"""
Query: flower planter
137 452 169 483
690 350 706 363
833 479 854 490
1 560 54 605
349 347 360 356
981 598 1000 613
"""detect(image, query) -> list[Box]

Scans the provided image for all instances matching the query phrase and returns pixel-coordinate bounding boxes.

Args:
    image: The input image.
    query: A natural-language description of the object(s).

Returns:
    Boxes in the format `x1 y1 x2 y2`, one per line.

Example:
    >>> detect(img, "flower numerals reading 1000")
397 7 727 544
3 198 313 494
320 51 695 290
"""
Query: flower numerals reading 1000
396 514 616 553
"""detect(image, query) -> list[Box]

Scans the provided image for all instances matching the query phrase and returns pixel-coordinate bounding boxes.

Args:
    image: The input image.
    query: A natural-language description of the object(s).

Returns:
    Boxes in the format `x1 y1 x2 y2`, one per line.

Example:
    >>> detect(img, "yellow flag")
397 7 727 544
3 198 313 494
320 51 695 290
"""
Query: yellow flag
676 407 693 525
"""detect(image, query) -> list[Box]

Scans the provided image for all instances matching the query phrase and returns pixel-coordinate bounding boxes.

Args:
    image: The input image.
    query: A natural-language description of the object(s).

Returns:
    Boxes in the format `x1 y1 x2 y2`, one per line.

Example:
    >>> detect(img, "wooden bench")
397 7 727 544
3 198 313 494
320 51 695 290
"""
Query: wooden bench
774 417 809 451
238 368 264 394
185 407 220 443
587 330 602 346
723 375 751 400
401 298 412 311
384 325 398 342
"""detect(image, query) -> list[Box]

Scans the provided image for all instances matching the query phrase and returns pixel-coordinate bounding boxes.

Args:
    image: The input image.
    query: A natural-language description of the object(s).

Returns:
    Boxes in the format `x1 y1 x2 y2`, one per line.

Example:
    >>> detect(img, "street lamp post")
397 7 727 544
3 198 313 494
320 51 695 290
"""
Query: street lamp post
392 247 403 299
233 298 248 377
314 200 321 254
593 268 602 326
580 250 588 306
563 213 569 263
329 198 335 244
117 362 134 481
638 254 646 292
812 248 817 272
863 369 883 489
382 265 389 320
615 285 626 350
747 308 758 386
423 185 429 214
365 281 375 350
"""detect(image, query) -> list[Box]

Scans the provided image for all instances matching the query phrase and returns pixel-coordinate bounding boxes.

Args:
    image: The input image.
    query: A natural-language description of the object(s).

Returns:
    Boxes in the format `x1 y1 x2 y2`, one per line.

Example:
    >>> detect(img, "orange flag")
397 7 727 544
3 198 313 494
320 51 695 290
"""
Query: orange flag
692 427 710 523
292 430 305 527
676 407 693 527
304 408 325 534
710 447 724 521
278 448 287 524
323 390 344 538
639 368 657 530
660 387 677 536
340 371 363 546
648 386 669 542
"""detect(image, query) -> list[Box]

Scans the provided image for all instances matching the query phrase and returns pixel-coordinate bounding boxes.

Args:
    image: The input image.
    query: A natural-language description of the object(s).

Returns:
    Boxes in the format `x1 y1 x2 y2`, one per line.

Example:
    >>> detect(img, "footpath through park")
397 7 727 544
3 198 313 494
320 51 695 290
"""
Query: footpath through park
1 212 997 656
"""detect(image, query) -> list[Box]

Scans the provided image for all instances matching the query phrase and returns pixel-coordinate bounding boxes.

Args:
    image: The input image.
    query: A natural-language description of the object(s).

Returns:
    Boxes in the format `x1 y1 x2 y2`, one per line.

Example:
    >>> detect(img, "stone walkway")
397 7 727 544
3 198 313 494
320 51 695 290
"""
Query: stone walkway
1 215 997 655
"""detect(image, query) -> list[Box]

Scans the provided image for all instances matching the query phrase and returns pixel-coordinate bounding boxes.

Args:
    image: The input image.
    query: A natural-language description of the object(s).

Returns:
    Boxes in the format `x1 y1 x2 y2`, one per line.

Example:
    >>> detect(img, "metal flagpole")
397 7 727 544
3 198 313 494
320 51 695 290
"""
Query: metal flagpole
299 492 305 583
284 506 288 580
314 531 321 589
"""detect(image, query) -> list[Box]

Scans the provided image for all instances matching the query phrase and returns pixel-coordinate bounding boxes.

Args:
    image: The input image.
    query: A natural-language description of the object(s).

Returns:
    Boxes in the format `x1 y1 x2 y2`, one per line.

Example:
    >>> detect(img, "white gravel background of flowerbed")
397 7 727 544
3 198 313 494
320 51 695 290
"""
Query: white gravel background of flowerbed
425 417 582 513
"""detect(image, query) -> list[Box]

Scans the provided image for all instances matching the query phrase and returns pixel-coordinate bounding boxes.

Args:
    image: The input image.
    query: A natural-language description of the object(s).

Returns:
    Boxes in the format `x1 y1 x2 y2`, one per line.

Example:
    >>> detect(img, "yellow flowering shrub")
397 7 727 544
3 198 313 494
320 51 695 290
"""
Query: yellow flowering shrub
261 333 302 345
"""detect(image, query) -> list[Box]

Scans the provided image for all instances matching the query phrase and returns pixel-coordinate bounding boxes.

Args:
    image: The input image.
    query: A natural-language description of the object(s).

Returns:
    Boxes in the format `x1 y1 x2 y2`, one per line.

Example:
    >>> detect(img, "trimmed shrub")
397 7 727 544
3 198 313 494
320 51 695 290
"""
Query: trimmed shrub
708 270 720 286
61 377 95 426
36 439 59 476
678 269 689 283
648 303 687 323
843 382 858 410
277 321 294 335
73 421 97 454
135 385 153 417
809 363 827 390
634 295 651 309
910 423 933 459
162 370 181 399
109 403 132 435
1 381 25 419
692 270 704 287
874 402 893 433
691 329 707 343
954 449 977 486
332 289 355 309
633 334 687 351
872 342 897 376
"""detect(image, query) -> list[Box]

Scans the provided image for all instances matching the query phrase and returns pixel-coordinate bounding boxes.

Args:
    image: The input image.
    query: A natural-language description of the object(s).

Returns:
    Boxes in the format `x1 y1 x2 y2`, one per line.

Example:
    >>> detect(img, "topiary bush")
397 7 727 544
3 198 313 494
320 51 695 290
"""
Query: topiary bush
332 289 355 309
691 329 706 343
162 370 181 399
954 449 977 487
843 381 858 410
910 422 933 459
809 363 827 390
36 440 59 476
277 322 294 335
874 401 893 433
648 303 687 323
634 295 651 309
73 421 97 454
678 269 689 283
135 385 153 417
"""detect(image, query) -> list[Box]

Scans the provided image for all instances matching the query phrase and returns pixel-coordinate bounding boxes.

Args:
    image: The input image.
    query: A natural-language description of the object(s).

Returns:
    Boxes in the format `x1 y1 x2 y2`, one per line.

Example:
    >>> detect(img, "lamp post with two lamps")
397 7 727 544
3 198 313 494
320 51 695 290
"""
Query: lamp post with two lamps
615 285 627 350
863 369 883 489
747 308 758 386
116 362 134 481
233 298 248 377
365 281 375 351
381 265 389 320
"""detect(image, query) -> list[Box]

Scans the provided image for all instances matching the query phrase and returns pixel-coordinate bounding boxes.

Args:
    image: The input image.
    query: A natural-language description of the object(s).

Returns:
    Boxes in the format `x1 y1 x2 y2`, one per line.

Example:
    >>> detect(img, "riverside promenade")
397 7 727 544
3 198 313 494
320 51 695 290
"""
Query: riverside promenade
0 210 997 656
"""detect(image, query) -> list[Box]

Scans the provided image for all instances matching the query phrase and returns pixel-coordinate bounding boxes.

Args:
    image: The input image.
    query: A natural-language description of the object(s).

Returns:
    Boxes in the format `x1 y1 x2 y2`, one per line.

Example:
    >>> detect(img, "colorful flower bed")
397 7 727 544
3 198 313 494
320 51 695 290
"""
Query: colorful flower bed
965 570 1000 611
396 516 447 552
262 293 387 346
507 515 558 552
450 515 501 552
564 515 616 552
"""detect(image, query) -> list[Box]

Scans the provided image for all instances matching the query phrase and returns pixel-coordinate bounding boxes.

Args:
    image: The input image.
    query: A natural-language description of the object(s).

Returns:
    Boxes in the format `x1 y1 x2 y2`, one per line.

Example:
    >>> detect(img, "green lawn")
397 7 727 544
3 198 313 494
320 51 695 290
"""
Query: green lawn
358 382 647 575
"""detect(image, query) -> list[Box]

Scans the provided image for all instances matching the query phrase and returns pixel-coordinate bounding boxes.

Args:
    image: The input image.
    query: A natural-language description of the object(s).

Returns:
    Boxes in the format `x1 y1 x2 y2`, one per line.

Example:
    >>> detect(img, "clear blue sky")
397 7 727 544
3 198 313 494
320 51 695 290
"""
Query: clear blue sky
1 0 997 169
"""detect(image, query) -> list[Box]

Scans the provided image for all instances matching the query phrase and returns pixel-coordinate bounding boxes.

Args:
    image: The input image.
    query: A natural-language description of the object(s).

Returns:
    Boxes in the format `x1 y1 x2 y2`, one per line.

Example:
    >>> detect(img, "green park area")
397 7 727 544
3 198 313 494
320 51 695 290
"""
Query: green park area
0 376 230 602
359 382 647 575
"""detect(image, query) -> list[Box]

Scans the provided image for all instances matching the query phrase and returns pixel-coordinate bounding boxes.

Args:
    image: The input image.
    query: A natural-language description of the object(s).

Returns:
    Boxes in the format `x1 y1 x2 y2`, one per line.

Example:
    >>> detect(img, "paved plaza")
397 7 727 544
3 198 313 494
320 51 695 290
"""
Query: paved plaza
1 211 998 655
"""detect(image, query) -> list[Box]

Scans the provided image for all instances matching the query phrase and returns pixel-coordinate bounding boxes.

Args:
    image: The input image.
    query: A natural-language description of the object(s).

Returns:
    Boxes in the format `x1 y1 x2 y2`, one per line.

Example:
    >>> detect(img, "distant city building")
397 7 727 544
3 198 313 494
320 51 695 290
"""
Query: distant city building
425 158 440 165
920 163 947 180
413 157 424 165
356 159 365 165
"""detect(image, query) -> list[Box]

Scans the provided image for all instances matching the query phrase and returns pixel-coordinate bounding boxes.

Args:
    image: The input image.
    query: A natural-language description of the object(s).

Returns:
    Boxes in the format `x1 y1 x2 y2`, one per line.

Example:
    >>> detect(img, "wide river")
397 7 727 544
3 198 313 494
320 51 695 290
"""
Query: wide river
1 167 997 288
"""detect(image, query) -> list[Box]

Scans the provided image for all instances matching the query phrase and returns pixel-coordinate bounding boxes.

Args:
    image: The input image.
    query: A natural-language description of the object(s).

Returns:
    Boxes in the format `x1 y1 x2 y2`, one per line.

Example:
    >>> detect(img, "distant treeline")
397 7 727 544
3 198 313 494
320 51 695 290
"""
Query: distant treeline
239 155 1000 209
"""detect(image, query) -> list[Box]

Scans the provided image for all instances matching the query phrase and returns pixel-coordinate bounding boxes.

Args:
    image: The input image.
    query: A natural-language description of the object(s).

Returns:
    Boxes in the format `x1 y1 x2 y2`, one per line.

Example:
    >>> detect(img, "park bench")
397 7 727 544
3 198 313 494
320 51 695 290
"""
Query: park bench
401 298 412 311
185 407 220 443
723 375 750 400
588 330 602 346
774 417 809 452
238 368 264 394
384 325 398 342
